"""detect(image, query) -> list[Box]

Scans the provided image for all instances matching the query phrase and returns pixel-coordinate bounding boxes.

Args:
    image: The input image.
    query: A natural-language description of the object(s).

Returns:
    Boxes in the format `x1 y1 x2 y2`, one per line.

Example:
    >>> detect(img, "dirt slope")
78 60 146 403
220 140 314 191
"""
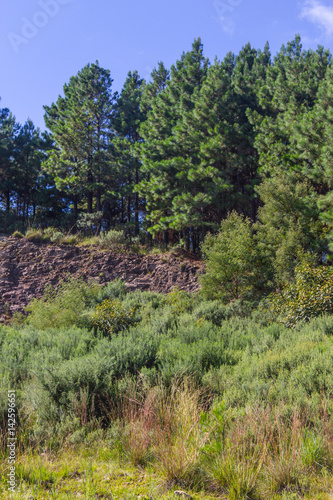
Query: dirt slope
0 237 202 319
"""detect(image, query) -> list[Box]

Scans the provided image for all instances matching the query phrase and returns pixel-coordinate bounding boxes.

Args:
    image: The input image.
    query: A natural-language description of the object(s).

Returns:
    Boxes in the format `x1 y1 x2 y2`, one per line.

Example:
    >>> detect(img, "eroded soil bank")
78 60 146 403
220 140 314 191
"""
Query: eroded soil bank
0 237 202 319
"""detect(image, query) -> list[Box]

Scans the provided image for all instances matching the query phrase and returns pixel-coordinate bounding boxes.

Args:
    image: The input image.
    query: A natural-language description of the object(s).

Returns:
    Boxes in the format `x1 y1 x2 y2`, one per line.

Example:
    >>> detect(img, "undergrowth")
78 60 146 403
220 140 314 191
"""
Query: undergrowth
2 280 333 497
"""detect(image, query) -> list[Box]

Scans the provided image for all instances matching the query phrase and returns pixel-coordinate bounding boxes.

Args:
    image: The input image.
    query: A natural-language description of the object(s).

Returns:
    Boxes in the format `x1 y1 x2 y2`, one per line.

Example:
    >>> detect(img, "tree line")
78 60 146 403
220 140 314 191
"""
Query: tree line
1 35 333 258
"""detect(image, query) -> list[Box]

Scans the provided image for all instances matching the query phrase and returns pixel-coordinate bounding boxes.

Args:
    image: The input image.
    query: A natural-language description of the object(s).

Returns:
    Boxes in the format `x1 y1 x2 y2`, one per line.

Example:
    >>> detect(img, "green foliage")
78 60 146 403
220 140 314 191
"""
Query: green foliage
99 229 126 248
165 288 194 315
43 61 114 214
255 173 327 286
92 299 136 335
26 278 101 329
270 263 333 327
100 279 128 301
77 212 103 235
2 35 333 262
192 300 226 326
5 279 333 467
25 228 44 242
200 212 262 302
113 70 146 236
137 38 210 242
23 226 81 245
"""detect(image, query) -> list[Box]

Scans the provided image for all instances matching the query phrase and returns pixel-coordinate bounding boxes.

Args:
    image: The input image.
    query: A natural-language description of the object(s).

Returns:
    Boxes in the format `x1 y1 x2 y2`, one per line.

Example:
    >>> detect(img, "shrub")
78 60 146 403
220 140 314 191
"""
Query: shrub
50 231 64 243
200 212 262 303
26 278 101 330
77 211 103 235
60 234 80 245
92 299 136 335
96 279 128 302
42 227 63 242
193 300 226 326
165 288 194 315
99 229 126 248
270 262 333 327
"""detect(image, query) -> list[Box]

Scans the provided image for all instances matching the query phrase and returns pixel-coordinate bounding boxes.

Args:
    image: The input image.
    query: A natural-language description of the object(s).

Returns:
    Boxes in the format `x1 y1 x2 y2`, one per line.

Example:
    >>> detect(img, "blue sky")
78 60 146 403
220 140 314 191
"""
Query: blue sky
0 0 333 130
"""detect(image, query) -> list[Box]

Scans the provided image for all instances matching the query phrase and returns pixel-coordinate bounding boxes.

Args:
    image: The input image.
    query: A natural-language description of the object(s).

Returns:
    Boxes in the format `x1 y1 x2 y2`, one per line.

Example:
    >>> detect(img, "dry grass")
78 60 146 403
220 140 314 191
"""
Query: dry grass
114 378 210 486
118 389 333 498
3 378 333 498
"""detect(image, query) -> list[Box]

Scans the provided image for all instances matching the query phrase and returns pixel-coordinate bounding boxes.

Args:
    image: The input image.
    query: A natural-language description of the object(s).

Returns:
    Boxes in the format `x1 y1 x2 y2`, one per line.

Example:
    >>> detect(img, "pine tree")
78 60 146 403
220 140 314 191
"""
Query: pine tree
13 120 45 219
137 38 209 248
0 107 19 213
113 70 146 235
249 36 331 178
43 61 115 214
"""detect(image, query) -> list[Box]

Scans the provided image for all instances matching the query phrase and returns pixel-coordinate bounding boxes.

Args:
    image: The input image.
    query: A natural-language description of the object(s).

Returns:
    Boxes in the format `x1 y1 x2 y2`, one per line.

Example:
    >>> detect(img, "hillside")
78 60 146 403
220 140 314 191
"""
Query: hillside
0 237 202 321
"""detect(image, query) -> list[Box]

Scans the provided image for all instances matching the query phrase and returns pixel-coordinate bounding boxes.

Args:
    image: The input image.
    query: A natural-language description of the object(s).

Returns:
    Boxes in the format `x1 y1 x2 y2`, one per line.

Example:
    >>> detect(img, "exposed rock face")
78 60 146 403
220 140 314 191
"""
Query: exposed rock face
0 237 202 319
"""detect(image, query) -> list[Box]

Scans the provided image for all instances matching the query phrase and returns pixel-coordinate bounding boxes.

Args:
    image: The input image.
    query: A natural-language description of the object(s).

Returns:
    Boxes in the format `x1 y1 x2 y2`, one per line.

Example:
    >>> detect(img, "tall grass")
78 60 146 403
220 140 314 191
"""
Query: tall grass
105 383 333 497
114 378 210 486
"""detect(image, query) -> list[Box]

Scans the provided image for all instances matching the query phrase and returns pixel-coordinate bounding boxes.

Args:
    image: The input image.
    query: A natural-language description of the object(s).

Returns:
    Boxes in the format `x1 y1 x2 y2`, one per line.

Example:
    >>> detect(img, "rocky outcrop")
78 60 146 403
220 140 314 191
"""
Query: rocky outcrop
0 237 202 319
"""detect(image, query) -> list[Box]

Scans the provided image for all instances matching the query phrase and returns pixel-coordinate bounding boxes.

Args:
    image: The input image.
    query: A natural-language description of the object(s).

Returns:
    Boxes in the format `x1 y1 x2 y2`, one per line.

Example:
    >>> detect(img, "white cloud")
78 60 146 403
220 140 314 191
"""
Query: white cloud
301 1 333 36
213 1 236 35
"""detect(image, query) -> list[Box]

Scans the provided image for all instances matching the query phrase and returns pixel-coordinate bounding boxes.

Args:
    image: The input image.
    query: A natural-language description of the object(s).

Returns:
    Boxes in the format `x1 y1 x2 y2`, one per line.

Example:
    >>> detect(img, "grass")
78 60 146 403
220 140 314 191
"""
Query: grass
2 405 333 499
18 227 187 257
0 445 219 499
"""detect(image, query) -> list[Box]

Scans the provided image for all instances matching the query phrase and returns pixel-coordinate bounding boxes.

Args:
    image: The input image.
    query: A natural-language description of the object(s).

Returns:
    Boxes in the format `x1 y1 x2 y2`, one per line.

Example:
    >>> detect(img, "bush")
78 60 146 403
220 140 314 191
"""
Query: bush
92 299 136 335
99 229 126 248
193 300 226 326
98 279 128 301
26 278 101 330
77 211 103 236
200 212 262 303
165 288 194 315
270 262 333 327
42 227 64 243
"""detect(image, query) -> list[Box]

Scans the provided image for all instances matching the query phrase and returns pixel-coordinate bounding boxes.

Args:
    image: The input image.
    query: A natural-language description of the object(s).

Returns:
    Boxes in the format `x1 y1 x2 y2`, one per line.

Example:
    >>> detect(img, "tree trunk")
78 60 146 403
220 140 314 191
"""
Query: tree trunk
163 230 169 249
135 166 139 236
184 229 190 251
74 196 78 218
96 190 101 212
127 196 131 224
5 191 10 213
135 192 139 236
87 169 93 214
87 192 93 214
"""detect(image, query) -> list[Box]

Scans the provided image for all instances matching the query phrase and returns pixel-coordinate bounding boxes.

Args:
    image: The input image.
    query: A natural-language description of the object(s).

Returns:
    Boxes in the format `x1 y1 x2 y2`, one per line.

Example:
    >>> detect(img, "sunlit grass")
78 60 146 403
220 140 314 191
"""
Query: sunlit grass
0 443 219 499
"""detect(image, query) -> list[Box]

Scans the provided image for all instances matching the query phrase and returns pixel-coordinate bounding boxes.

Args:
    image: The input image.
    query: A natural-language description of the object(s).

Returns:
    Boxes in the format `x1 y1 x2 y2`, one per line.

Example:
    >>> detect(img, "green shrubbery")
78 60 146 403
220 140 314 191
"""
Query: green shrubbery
200 212 259 302
270 262 333 327
3 276 333 497
23 227 80 246
99 229 126 248
12 230 23 238
92 298 137 335
2 279 333 442
26 278 101 330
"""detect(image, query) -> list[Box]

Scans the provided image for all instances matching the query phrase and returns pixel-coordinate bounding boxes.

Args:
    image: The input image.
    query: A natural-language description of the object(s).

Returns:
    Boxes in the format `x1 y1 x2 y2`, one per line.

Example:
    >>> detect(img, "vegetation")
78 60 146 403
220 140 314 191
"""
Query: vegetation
270 262 333 327
2 280 333 497
0 36 332 257
2 33 333 498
